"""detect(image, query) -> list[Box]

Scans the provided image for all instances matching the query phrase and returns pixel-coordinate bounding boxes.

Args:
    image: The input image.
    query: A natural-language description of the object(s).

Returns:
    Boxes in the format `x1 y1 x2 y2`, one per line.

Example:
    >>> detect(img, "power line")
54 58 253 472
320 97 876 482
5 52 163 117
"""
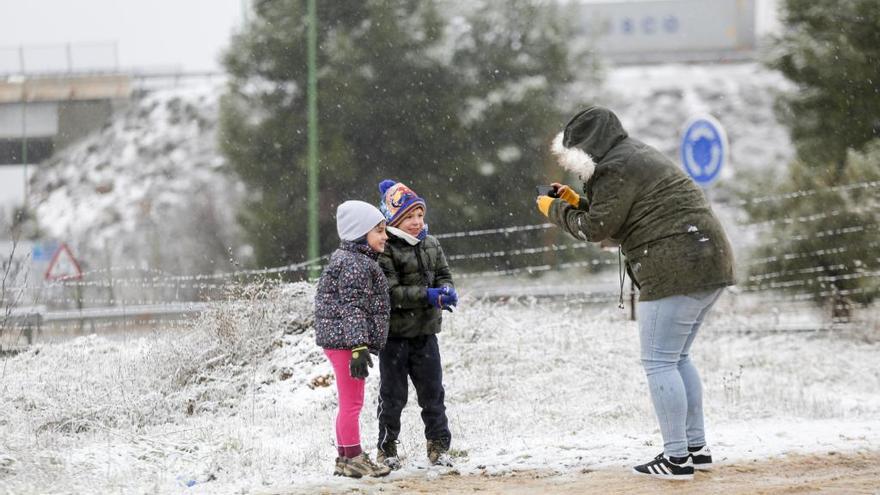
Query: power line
435 223 555 239
734 179 880 206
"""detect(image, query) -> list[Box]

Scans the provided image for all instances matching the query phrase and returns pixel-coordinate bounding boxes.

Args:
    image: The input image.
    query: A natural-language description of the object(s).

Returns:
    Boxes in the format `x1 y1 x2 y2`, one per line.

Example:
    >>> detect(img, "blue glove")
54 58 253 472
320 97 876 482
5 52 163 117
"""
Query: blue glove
443 287 459 308
427 287 458 311
426 287 446 308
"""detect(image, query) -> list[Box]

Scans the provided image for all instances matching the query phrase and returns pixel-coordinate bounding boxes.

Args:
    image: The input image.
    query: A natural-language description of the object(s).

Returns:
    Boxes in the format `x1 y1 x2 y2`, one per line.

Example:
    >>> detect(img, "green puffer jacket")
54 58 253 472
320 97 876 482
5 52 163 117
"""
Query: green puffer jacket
378 231 454 338
548 106 735 301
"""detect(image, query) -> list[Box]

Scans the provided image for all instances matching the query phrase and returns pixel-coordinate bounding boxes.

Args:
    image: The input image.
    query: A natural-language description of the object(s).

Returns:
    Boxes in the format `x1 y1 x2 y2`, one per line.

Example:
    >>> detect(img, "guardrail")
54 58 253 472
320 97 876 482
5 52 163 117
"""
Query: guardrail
1 302 209 349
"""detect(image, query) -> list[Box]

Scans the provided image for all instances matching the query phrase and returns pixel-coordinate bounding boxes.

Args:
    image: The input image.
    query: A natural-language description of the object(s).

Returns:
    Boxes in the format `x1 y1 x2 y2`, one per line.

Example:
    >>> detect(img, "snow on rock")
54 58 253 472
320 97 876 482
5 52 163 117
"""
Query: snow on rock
601 62 795 189
28 82 247 278
1 284 878 493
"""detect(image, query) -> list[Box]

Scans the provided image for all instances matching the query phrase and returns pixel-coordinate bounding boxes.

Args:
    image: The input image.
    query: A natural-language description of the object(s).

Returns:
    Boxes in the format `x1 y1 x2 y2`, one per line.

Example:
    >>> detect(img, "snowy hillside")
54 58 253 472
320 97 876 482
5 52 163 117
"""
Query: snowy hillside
602 63 795 189
1 283 877 493
28 82 247 278
27 63 794 281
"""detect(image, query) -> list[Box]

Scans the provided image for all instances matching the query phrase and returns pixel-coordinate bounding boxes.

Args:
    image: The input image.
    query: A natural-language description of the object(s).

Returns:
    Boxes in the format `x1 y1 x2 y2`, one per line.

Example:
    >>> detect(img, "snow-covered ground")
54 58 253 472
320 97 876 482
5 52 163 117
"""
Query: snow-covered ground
2 282 878 494
27 81 247 281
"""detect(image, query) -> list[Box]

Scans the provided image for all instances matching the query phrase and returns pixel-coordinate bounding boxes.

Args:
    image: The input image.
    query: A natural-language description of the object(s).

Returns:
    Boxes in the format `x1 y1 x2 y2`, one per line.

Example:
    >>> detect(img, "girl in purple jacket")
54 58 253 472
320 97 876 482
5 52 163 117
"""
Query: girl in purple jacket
314 200 392 478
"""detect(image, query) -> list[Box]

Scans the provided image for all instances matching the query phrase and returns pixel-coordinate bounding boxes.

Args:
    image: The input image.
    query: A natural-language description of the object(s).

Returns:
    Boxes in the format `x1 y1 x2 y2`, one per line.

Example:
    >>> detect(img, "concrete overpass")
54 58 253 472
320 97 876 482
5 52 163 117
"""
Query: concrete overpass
0 73 132 213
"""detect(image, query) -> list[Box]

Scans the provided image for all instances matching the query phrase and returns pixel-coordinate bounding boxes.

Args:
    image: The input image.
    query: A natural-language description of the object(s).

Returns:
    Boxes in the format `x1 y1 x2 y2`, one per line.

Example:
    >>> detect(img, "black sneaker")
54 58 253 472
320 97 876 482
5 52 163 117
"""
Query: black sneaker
632 453 694 480
689 445 713 470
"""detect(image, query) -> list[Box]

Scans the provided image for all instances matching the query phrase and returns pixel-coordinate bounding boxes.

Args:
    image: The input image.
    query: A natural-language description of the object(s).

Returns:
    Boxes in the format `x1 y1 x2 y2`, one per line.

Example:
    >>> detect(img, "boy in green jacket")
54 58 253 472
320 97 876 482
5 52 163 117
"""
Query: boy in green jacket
374 179 458 469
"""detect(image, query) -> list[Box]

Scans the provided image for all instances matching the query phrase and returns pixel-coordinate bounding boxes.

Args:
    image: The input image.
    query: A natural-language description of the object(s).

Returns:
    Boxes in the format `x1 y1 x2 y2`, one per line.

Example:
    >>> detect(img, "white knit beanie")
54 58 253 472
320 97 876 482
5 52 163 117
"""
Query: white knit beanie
336 200 386 241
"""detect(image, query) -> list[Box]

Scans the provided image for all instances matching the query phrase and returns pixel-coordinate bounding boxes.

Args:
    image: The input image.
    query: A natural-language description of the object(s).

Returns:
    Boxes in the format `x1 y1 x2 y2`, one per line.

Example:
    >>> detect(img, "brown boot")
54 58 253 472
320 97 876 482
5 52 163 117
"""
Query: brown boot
427 439 453 467
377 441 402 470
333 457 348 477
333 457 362 478
346 452 391 477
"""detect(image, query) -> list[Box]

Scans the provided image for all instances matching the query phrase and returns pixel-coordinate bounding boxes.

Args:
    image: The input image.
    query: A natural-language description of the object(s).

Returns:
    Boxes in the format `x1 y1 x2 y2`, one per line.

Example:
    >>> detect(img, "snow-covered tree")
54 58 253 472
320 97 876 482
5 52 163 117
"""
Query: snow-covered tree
745 0 880 316
220 0 595 269
769 0 880 173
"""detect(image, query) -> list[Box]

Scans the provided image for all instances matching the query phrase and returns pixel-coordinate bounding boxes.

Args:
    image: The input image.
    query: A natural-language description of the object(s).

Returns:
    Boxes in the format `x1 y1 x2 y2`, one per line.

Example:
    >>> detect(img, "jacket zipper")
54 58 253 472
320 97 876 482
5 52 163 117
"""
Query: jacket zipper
414 245 428 287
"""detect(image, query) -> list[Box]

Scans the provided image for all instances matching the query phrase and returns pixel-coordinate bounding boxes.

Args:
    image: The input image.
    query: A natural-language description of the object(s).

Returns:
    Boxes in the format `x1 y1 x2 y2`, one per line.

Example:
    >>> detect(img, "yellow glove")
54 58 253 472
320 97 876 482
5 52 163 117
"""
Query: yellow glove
536 196 554 217
557 185 580 207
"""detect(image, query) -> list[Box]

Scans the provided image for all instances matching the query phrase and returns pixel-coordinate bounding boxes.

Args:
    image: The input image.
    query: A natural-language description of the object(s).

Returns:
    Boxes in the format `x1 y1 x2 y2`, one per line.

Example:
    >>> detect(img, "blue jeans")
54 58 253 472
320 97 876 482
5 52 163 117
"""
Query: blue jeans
638 288 723 458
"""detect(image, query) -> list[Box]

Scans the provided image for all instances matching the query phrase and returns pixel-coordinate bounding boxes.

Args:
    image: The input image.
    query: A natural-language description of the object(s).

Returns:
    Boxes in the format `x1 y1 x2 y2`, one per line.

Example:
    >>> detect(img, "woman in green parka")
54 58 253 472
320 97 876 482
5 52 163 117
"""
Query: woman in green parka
536 106 735 481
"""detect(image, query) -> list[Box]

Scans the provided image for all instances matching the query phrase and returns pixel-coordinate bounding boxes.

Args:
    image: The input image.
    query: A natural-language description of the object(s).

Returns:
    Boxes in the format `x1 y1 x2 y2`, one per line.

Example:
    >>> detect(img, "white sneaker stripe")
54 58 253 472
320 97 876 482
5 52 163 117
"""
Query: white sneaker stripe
658 463 670 475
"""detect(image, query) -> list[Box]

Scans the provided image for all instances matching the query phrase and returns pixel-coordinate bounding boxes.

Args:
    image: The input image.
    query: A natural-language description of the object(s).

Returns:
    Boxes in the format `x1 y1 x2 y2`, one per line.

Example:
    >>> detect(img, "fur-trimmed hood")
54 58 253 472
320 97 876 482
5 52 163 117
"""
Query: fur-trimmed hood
551 106 628 181
551 132 596 181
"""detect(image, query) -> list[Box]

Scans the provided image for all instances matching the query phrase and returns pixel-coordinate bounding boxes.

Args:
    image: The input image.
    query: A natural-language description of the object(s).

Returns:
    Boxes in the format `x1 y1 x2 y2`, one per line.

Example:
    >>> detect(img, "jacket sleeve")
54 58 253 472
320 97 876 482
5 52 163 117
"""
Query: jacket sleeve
433 243 454 289
337 262 372 347
378 247 428 309
548 166 637 243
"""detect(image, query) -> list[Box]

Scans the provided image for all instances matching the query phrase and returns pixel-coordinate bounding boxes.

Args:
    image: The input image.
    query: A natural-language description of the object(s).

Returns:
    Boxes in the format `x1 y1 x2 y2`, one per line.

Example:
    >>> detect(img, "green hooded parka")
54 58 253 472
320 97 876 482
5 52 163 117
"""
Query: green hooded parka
547 106 735 301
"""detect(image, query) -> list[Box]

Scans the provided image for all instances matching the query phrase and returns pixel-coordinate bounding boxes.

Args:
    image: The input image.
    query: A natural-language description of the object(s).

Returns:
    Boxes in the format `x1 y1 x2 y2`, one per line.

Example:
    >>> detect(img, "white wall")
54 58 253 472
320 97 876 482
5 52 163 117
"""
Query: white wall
0 102 58 138
755 0 782 38
0 165 30 211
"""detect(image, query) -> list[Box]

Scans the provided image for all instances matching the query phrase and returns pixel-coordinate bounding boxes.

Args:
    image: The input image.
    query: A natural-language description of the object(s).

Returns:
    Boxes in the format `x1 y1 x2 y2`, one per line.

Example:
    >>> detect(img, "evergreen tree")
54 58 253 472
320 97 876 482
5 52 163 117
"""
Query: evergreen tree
745 0 880 316
770 0 880 172
743 144 880 315
220 0 595 271
221 1 452 267
445 0 600 272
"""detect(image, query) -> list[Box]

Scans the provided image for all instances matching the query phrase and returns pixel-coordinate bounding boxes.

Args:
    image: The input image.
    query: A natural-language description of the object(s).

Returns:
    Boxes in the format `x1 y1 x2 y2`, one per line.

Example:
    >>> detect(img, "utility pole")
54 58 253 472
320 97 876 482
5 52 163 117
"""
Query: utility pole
19 46 28 210
21 98 27 209
306 0 320 279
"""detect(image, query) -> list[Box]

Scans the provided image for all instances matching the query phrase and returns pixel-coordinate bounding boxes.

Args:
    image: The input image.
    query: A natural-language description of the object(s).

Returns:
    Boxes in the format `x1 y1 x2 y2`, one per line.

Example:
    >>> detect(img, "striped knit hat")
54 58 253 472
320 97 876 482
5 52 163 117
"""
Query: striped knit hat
378 179 426 227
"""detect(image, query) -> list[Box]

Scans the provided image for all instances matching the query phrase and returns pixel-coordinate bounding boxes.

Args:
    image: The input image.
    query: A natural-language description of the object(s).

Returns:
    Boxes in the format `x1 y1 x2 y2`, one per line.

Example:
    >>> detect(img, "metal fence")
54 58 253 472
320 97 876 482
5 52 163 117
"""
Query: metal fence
0 42 120 76
3 180 879 347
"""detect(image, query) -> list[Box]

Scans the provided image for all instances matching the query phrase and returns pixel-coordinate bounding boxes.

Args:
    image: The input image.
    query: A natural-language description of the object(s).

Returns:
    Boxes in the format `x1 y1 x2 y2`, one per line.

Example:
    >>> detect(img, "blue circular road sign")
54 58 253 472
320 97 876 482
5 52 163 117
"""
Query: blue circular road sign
680 115 728 187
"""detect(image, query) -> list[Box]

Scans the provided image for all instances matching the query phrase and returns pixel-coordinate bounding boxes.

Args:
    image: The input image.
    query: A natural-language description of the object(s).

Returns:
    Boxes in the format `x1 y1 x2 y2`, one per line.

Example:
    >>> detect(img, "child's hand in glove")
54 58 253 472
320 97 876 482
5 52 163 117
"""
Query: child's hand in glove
441 287 458 311
427 286 458 311
349 346 373 379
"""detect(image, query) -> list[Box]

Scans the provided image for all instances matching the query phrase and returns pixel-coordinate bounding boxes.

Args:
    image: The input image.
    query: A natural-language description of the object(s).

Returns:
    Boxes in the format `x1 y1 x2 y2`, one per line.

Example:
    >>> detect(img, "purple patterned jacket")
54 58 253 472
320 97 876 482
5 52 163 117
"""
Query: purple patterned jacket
314 241 390 353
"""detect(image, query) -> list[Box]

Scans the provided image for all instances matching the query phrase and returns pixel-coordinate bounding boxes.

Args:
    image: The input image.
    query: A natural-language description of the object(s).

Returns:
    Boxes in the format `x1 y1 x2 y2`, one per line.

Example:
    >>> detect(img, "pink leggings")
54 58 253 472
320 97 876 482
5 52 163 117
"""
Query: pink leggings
325 349 365 450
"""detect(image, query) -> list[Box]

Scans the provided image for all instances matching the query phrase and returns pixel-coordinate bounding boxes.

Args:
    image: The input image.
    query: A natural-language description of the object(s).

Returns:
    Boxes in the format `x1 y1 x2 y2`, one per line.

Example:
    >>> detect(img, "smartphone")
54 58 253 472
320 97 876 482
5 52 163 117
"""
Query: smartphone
536 185 557 198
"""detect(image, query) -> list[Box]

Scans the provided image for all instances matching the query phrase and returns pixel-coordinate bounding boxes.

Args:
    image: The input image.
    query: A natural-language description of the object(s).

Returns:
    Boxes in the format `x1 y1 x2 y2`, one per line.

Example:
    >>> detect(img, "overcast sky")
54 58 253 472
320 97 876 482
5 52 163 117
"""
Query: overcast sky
0 0 779 75
0 0 244 74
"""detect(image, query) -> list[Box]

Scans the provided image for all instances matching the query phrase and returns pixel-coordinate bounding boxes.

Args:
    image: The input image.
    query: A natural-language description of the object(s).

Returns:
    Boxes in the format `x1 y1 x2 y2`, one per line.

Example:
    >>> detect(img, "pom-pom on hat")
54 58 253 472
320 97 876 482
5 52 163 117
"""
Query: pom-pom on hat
336 200 386 242
378 179 426 227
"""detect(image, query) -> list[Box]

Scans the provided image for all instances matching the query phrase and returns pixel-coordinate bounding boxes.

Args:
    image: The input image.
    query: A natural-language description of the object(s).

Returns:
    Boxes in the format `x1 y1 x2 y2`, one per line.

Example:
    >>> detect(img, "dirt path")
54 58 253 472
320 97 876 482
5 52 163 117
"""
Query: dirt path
296 450 880 494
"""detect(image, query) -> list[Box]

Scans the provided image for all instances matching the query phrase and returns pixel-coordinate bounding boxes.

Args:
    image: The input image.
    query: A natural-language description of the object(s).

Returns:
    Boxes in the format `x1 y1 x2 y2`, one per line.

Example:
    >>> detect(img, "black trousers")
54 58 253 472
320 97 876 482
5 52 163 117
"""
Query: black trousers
376 334 451 449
